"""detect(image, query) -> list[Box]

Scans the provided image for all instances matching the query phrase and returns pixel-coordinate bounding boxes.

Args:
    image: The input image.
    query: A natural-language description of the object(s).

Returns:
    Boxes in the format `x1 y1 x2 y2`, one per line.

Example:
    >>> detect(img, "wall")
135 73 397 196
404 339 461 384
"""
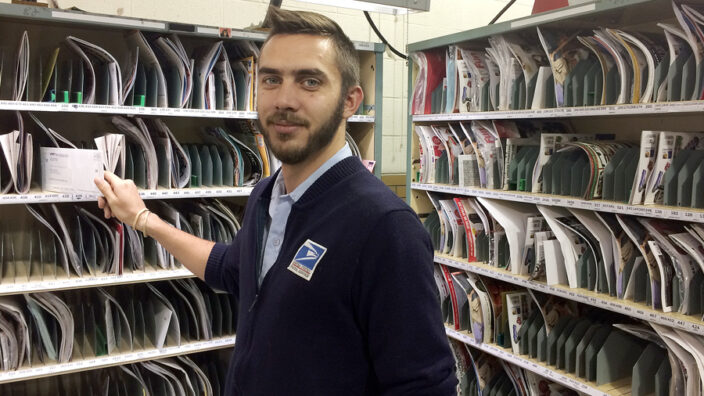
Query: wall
10 0 533 174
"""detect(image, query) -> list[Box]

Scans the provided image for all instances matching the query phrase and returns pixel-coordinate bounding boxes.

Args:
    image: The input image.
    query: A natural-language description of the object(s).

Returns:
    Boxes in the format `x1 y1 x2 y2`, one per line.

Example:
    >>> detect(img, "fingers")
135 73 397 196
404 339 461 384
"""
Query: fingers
94 171 145 224
102 171 121 186
96 196 112 218
94 173 118 202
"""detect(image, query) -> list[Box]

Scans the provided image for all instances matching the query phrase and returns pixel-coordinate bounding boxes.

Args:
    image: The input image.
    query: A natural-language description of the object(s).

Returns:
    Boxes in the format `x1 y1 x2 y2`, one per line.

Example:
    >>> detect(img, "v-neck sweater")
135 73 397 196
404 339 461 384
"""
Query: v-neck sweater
205 156 457 395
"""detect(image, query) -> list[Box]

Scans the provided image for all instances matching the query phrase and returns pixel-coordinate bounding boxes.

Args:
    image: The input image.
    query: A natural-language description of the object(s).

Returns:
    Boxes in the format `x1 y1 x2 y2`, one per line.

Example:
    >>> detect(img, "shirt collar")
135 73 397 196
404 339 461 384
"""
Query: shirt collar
271 143 353 202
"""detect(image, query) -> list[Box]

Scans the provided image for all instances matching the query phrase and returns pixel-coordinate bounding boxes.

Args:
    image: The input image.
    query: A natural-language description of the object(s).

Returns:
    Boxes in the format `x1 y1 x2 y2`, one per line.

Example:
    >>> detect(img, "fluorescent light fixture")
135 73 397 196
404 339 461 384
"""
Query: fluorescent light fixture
295 0 430 14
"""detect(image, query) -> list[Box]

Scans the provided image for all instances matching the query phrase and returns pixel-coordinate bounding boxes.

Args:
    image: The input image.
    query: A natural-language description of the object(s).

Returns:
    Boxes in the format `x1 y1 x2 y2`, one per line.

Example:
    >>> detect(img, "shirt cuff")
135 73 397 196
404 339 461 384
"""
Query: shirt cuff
204 242 229 288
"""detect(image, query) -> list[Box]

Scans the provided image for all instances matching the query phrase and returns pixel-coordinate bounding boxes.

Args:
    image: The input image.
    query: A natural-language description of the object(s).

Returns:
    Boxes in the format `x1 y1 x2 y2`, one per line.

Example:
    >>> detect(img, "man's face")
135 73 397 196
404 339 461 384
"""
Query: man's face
256 34 346 165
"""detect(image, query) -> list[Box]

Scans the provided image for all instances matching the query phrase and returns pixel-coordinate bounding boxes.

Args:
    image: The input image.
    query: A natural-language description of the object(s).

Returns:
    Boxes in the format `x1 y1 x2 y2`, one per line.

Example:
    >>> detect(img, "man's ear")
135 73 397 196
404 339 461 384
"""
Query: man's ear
342 85 364 119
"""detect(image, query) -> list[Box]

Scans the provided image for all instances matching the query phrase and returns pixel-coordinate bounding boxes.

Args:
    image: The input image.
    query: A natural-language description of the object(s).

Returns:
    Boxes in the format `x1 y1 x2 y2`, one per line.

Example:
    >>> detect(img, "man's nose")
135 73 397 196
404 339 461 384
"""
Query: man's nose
273 80 300 111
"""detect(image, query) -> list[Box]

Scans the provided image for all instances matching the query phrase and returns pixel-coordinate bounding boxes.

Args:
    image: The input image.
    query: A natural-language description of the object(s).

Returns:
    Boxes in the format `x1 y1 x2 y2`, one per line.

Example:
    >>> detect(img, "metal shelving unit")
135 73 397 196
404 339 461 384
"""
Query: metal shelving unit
406 1 703 394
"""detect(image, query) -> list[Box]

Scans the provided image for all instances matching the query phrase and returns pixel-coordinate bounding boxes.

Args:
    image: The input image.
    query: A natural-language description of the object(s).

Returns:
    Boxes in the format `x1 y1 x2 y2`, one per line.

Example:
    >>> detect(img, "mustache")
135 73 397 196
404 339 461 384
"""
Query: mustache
266 112 310 127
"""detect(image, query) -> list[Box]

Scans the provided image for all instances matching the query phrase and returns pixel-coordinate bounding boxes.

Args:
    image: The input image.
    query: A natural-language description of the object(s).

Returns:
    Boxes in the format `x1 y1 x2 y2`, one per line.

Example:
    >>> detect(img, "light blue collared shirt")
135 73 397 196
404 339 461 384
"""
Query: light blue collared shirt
259 143 353 285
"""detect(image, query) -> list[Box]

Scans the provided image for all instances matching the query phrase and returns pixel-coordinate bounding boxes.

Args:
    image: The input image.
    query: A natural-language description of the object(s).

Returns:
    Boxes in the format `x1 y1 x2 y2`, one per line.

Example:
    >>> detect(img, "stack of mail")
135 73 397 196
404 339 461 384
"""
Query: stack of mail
3 29 260 111
447 337 581 395
0 279 236 373
439 273 674 394
427 193 704 318
0 199 241 284
0 352 229 395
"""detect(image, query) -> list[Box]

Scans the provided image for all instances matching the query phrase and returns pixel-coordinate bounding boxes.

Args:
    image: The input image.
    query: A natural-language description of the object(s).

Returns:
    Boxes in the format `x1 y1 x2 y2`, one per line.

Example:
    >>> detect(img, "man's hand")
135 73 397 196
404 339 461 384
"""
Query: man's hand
95 170 215 280
94 171 146 224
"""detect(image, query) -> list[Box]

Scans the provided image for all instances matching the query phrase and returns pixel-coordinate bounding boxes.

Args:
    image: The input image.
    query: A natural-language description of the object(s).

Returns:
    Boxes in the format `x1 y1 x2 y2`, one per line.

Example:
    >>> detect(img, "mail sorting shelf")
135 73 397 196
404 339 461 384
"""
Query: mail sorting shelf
412 183 704 224
0 196 245 294
0 1 384 176
444 327 627 396
406 0 704 393
0 336 236 384
404 0 704 197
0 188 250 293
435 252 704 337
0 187 252 295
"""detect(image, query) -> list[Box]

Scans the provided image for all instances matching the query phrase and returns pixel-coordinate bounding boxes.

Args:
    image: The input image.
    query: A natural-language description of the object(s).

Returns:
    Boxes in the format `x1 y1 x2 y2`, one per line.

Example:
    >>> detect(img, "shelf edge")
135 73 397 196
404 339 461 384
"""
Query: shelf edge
0 336 236 384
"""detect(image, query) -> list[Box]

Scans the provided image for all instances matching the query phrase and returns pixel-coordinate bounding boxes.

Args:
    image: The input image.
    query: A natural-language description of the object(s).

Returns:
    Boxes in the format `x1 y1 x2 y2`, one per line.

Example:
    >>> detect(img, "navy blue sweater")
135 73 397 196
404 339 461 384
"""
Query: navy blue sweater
204 157 456 395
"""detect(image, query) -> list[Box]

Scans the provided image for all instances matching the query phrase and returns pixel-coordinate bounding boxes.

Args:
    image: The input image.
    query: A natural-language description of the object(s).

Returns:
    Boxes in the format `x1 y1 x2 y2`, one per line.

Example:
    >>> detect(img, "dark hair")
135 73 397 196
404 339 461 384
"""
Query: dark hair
263 6 360 93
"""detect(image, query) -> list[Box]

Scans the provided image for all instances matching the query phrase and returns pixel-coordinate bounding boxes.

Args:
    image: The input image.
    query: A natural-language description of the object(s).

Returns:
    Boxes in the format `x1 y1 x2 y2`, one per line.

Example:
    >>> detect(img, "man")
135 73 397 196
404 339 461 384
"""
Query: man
94 7 456 395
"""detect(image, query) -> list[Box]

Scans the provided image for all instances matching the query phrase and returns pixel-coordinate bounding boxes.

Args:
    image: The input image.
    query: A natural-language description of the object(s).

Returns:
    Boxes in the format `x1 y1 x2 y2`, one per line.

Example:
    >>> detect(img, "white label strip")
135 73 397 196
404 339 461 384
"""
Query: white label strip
0 187 253 205
0 102 372 124
412 101 704 122
196 26 220 35
229 30 268 40
354 41 376 51
349 115 375 122
0 269 195 295
0 101 261 119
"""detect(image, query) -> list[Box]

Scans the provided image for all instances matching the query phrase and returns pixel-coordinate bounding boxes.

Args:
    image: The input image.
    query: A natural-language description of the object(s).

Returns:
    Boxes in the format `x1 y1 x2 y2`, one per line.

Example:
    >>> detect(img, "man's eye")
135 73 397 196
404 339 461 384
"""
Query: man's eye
302 79 320 88
263 77 280 85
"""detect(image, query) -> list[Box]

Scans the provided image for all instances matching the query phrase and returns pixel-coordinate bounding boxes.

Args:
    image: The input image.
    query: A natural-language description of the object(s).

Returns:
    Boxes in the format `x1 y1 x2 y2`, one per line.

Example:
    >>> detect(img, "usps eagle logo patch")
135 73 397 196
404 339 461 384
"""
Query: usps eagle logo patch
287 239 327 281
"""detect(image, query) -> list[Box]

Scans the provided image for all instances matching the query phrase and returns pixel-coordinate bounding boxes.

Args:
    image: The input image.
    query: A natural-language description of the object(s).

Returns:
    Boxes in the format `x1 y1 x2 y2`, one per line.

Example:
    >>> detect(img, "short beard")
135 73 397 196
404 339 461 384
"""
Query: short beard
256 94 346 165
